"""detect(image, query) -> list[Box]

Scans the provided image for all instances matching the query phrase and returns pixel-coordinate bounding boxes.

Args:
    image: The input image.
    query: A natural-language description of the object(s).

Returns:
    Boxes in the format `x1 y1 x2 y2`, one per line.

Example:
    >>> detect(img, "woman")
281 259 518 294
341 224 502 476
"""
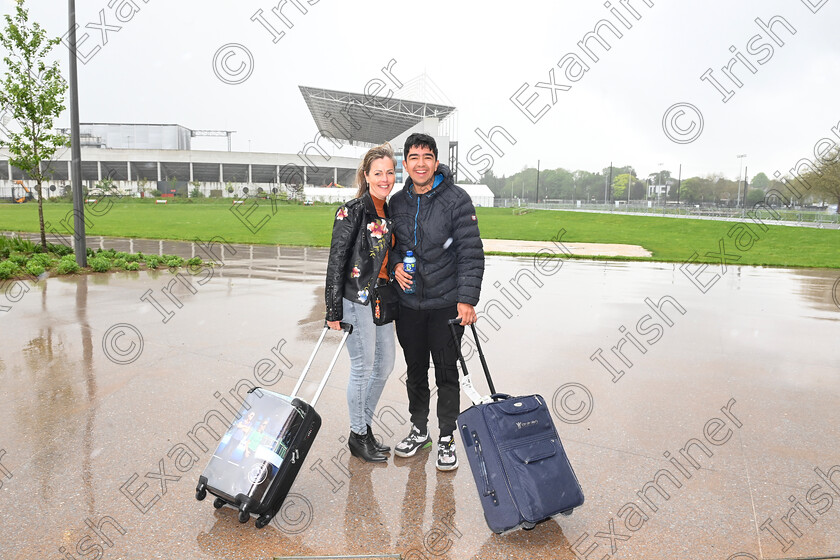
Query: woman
325 143 397 463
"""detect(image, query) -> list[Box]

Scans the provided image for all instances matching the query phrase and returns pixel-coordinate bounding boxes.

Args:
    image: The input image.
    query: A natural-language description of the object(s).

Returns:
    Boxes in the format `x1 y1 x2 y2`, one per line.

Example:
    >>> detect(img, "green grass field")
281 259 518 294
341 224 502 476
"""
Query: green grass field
1 201 838 268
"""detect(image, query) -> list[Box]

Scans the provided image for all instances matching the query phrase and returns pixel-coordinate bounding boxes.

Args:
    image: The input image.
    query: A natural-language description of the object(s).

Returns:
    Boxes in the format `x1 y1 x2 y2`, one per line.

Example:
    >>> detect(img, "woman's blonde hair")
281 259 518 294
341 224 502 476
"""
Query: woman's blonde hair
354 142 397 198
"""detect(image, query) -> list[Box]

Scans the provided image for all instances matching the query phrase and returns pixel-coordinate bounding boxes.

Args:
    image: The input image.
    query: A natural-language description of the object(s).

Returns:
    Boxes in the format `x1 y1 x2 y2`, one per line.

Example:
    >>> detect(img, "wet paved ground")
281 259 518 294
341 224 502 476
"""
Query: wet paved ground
1 238 839 560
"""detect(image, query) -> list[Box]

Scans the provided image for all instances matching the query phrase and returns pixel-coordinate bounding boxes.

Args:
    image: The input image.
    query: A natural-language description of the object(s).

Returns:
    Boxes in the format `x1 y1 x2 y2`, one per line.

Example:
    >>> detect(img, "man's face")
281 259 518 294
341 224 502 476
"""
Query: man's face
403 144 439 189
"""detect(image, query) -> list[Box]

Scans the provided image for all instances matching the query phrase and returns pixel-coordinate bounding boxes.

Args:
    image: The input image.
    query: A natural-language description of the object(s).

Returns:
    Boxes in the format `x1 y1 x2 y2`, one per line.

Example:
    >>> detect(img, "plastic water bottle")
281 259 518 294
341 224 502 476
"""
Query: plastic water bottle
403 251 416 294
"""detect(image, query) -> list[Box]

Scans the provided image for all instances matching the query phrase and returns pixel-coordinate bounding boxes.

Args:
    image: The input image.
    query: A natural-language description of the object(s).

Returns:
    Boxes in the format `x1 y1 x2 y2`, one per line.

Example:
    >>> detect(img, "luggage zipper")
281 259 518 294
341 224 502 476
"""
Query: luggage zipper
472 431 498 506
496 433 557 452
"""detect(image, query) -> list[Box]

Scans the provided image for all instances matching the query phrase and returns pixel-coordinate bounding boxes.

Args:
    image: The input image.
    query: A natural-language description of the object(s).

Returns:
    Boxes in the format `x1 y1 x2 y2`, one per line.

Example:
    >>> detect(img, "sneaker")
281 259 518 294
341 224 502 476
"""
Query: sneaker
394 425 432 457
436 435 458 471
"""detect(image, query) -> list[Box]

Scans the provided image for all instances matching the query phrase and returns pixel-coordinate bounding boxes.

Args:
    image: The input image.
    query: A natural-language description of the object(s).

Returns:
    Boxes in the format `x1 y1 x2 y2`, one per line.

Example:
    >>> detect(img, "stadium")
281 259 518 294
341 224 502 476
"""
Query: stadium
0 85 495 207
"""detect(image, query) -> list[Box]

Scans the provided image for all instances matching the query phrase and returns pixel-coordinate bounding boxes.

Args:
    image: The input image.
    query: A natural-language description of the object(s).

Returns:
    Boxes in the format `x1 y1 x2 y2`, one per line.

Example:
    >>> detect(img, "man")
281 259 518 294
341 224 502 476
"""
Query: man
389 132 484 471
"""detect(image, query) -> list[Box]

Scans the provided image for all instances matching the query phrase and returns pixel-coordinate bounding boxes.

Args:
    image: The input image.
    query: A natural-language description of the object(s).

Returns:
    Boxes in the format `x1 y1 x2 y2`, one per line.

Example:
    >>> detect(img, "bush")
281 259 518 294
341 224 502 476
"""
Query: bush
125 253 141 262
145 256 160 269
115 251 129 259
113 258 127 269
124 261 140 271
166 256 184 268
186 257 202 267
0 235 36 253
13 237 36 252
48 243 74 257
9 253 28 267
26 261 45 277
88 257 112 272
0 260 20 280
0 248 9 260
29 253 54 268
57 258 80 274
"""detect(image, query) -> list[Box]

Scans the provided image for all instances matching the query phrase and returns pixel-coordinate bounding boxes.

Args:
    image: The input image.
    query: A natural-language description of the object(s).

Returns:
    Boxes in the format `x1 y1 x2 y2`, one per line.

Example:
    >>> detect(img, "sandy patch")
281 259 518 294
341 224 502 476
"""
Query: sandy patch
483 238 652 258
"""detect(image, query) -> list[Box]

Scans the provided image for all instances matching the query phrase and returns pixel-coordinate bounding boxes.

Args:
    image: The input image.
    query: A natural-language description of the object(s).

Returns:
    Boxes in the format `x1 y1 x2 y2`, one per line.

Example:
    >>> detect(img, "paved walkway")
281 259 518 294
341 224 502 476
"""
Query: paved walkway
0 244 838 559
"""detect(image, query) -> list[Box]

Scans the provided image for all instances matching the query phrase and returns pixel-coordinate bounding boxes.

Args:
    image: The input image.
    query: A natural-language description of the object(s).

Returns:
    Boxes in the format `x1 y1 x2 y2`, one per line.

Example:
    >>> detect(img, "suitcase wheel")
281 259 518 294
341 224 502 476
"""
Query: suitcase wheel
255 515 271 529
560 509 574 516
238 510 250 524
213 498 226 509
195 488 207 501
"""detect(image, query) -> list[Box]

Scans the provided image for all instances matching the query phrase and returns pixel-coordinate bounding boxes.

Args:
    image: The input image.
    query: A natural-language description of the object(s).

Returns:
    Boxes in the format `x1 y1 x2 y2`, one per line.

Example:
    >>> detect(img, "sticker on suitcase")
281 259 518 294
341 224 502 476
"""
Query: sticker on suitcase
203 391 303 504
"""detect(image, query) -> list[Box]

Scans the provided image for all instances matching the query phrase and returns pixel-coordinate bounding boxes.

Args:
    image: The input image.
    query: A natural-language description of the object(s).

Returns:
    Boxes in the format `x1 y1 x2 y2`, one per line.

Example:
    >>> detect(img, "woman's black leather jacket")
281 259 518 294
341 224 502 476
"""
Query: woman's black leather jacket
325 193 393 321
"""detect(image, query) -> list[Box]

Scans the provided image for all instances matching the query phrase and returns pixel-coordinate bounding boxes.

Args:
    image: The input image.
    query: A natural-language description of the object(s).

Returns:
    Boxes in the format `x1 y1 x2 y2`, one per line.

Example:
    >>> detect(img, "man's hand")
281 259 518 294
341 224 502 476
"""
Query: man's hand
327 320 341 331
456 302 477 326
394 262 413 292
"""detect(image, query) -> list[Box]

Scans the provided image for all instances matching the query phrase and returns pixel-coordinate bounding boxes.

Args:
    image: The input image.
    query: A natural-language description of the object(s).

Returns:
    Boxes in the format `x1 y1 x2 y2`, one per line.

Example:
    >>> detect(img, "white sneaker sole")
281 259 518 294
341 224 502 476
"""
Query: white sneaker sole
436 460 458 471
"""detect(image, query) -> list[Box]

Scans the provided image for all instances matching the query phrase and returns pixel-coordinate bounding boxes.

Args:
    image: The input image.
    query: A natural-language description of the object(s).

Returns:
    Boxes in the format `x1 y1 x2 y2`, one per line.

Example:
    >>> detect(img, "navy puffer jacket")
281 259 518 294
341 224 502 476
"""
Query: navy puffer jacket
388 163 484 310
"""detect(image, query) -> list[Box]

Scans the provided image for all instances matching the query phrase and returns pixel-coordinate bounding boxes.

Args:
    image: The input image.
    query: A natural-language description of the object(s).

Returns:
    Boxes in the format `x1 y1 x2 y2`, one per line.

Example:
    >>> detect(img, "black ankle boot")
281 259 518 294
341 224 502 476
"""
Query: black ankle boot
348 431 386 463
367 424 391 454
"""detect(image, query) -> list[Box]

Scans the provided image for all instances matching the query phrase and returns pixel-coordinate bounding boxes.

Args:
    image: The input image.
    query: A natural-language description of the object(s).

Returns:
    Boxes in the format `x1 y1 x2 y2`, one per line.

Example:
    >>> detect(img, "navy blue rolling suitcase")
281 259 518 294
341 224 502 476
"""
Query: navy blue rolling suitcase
195 322 352 528
450 319 584 533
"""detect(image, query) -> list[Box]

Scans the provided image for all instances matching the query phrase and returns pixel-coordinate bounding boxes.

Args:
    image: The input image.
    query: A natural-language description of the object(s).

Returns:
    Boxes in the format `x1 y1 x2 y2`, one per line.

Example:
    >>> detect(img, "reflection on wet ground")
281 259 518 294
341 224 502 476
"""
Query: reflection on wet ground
0 241 838 560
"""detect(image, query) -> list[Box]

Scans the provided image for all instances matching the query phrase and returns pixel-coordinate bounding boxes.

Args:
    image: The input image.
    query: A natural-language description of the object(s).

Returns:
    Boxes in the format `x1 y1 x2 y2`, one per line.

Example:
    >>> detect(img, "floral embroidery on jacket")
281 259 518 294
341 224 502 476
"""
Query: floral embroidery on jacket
336 207 348 220
351 266 360 278
357 288 369 303
367 220 388 238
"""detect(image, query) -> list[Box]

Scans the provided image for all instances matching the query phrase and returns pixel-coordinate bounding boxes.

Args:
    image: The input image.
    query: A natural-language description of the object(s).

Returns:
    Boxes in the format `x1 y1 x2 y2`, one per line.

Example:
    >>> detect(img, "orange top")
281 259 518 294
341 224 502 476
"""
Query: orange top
372 195 392 279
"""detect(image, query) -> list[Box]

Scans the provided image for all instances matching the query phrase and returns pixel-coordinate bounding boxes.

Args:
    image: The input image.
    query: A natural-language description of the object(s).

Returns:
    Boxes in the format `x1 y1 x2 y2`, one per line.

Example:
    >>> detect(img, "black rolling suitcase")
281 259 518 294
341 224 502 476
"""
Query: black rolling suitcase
449 319 584 534
195 322 352 528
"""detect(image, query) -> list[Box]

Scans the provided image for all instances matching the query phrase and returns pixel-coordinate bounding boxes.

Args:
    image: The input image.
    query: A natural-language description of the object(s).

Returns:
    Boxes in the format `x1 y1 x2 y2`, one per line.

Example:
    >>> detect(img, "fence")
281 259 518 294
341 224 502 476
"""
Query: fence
493 199 840 228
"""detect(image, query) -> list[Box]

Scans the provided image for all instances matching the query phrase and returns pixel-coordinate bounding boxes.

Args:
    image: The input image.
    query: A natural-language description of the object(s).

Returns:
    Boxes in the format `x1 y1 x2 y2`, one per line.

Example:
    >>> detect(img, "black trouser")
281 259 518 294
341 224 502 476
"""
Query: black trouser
395 304 463 438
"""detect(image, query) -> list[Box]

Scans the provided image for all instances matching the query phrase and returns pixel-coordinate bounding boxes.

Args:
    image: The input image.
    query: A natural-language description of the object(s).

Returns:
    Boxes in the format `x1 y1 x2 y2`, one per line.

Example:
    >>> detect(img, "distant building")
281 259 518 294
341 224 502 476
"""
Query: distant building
457 184 494 207
54 123 235 152
1 86 494 208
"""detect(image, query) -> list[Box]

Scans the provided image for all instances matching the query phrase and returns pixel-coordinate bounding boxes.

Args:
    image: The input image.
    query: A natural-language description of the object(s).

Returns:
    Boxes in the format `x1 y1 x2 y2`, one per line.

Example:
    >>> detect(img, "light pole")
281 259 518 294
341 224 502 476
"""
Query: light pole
627 169 631 204
736 154 747 208
657 163 664 205
677 163 682 206
68 0 87 267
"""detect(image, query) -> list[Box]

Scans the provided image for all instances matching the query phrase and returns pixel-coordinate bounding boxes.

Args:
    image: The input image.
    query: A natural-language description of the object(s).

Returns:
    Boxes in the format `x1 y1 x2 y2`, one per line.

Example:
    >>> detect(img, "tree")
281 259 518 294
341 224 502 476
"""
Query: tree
0 0 68 249
574 170 605 202
745 188 766 207
481 169 502 193
800 147 840 213
611 173 637 200
713 176 739 206
751 172 770 190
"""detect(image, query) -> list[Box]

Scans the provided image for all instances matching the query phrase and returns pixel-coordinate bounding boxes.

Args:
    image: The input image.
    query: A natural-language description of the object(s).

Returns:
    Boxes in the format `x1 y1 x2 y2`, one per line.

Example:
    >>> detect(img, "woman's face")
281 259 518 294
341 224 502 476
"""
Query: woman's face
365 157 396 200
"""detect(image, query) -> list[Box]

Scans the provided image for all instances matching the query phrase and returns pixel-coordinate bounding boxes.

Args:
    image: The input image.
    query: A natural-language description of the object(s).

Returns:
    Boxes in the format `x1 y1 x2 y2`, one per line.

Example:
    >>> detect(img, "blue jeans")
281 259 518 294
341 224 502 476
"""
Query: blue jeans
342 297 396 435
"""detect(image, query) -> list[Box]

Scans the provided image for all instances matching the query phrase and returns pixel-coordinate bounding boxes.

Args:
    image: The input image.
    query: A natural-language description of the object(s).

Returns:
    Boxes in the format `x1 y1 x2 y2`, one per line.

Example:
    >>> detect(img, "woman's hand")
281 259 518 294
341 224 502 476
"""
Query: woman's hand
327 320 342 331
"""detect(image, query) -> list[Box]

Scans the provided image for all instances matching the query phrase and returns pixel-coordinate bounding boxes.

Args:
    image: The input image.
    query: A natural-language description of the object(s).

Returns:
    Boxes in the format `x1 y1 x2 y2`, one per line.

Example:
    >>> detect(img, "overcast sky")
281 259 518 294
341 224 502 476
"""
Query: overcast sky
4 0 839 182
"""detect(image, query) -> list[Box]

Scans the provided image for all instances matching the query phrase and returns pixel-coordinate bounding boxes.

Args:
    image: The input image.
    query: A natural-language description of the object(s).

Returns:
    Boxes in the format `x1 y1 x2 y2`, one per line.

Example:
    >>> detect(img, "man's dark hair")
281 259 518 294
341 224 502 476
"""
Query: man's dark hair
404 133 438 161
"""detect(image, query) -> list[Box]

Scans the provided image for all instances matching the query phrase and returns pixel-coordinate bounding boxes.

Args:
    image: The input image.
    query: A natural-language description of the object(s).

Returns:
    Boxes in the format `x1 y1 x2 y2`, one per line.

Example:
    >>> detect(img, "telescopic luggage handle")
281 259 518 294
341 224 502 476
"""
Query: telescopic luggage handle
448 318 496 406
290 321 353 407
